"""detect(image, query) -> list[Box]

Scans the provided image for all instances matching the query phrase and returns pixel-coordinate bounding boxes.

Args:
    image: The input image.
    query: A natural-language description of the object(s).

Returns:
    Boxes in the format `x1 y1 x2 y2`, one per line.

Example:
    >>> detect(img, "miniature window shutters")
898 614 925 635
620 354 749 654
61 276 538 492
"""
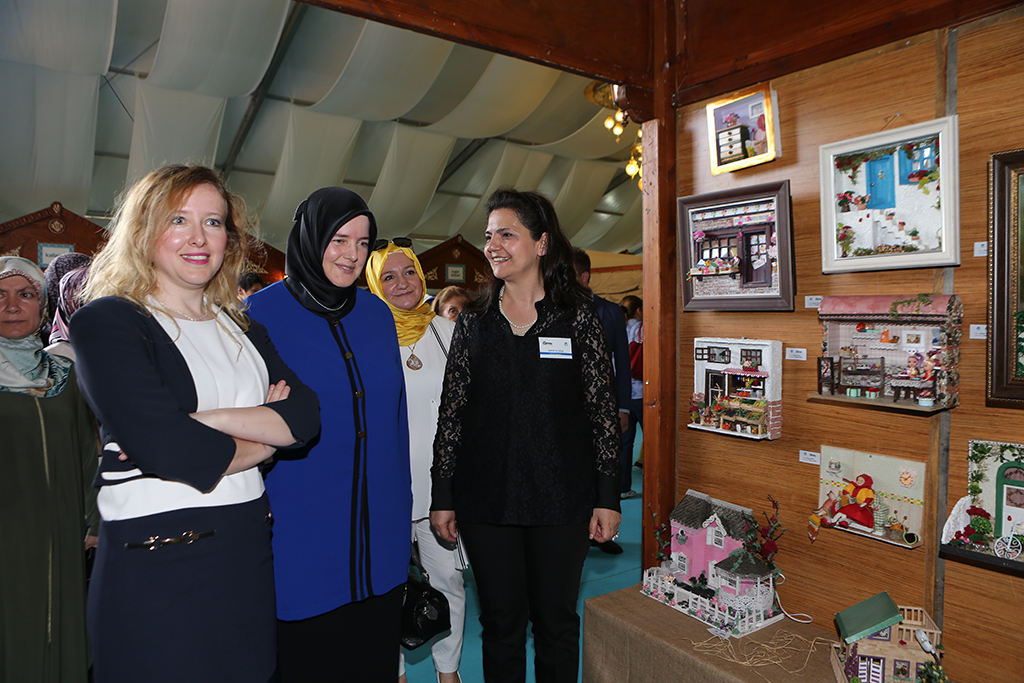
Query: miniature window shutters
867 156 896 210
743 230 771 286
898 143 935 184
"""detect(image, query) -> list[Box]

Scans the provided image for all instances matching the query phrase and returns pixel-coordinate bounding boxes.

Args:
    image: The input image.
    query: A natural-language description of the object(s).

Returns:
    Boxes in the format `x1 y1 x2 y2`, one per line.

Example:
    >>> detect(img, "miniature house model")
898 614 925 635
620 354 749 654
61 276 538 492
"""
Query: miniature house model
689 337 782 439
813 294 962 411
830 591 942 683
641 490 782 637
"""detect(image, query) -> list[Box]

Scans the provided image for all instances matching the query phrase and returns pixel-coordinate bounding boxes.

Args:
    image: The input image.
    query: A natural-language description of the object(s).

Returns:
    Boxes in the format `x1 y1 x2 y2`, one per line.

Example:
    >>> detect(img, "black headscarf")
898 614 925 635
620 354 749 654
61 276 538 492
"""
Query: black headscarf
284 187 378 321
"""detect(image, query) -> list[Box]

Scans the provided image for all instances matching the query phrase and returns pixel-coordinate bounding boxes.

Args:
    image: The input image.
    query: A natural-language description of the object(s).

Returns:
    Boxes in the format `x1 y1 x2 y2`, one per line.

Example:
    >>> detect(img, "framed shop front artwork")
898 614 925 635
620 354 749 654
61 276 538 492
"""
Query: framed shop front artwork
678 180 794 311
819 116 960 273
987 147 1024 408
706 84 780 175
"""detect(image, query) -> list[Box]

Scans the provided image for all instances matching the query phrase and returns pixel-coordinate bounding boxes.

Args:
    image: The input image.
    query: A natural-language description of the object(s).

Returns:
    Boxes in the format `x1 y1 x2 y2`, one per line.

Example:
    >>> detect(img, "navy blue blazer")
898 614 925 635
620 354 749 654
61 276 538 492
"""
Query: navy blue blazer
70 296 320 494
592 294 631 414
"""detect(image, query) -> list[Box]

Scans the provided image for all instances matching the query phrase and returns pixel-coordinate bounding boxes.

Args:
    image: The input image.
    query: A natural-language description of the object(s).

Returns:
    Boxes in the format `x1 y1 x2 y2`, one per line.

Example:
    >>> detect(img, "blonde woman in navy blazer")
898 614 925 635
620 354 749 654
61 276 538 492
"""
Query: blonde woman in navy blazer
71 165 319 683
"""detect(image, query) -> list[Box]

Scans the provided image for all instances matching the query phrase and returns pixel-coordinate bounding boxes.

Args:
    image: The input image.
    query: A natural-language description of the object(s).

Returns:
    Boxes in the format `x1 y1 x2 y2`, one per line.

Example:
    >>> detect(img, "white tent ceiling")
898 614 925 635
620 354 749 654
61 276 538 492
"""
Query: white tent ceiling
0 0 643 254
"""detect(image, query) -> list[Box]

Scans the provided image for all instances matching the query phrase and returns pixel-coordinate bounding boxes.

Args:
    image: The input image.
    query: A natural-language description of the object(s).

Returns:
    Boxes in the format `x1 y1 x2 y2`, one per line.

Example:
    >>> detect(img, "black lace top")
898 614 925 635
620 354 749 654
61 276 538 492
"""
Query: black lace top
430 294 621 526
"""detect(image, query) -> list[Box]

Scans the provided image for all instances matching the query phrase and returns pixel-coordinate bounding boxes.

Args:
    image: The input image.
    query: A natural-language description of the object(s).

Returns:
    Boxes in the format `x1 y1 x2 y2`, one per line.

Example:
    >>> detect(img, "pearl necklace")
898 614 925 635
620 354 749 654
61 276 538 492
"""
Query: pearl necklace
154 297 210 322
498 285 537 334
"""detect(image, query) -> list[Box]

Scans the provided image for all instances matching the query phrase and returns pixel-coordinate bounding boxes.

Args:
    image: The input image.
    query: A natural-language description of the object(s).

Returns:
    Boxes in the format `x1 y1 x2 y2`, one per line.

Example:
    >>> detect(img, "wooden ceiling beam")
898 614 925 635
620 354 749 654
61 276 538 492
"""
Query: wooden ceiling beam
673 0 1023 107
299 0 653 89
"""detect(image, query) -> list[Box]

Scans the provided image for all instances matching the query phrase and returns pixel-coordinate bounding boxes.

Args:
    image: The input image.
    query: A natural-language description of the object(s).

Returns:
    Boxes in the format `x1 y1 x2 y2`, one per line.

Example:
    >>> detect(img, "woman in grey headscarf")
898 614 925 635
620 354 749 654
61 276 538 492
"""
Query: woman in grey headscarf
0 256 98 683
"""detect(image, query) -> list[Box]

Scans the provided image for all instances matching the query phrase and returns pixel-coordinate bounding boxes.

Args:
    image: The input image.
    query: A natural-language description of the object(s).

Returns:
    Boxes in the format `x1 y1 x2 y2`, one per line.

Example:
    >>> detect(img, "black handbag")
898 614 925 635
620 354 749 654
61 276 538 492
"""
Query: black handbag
400 542 452 650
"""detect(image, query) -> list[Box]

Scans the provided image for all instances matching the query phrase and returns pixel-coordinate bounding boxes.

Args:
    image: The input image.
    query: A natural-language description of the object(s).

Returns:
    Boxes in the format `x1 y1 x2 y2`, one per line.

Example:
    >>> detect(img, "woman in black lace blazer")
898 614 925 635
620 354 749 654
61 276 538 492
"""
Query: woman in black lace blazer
430 188 621 683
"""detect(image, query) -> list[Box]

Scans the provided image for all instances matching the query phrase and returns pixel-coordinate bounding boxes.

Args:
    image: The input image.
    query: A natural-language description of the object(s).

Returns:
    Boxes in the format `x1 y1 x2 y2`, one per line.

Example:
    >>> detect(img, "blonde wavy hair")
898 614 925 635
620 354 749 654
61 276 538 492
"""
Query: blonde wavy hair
84 164 253 330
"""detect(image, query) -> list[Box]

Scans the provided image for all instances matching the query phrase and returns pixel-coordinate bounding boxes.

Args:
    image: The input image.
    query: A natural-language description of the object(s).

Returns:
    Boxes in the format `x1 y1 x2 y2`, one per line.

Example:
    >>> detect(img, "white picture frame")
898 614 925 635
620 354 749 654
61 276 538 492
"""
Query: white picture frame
819 115 960 273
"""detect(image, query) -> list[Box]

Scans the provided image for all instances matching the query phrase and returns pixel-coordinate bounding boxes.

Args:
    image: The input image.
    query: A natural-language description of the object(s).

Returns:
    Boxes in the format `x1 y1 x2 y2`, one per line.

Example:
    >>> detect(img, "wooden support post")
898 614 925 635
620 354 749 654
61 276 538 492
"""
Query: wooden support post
640 0 678 571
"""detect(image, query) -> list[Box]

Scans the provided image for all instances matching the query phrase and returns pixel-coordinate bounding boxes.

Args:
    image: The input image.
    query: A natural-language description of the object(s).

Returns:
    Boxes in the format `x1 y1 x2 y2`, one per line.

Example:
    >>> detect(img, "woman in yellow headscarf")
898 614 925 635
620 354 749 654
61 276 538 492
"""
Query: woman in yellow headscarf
367 240 466 683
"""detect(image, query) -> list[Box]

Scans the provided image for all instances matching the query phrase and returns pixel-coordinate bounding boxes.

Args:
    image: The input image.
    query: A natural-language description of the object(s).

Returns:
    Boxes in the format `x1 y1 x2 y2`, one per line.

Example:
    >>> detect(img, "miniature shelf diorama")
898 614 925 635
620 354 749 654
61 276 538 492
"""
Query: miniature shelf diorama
830 591 946 683
808 446 925 549
940 440 1024 575
689 337 782 439
641 491 785 638
810 294 962 413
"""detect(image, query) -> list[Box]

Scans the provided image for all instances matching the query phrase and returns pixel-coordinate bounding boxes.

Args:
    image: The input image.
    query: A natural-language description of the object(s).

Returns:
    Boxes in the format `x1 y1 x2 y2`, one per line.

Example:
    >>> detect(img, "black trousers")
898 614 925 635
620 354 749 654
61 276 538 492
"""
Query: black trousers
276 583 404 682
458 521 591 683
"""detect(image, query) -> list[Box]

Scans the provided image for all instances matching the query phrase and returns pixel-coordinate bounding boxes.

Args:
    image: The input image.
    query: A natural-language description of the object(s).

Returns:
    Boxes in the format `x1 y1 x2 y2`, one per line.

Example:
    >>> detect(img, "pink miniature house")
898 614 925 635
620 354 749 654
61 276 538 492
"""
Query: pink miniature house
641 490 782 637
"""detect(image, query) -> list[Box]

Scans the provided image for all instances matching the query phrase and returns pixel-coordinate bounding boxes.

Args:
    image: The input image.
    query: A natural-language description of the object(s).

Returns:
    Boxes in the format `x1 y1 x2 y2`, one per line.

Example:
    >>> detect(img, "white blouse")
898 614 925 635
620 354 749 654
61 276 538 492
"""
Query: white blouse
97 308 269 521
401 316 454 520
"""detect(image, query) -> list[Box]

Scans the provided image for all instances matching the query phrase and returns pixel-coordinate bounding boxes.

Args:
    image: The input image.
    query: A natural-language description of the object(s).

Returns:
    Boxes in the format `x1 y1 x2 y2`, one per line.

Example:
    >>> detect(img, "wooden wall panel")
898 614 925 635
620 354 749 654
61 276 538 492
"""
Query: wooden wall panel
675 12 1024 681
940 10 1024 683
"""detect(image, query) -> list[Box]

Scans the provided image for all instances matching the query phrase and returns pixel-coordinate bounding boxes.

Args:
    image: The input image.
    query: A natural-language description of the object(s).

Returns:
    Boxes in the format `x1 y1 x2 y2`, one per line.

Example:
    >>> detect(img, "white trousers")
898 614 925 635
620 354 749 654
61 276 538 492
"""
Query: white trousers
399 518 467 676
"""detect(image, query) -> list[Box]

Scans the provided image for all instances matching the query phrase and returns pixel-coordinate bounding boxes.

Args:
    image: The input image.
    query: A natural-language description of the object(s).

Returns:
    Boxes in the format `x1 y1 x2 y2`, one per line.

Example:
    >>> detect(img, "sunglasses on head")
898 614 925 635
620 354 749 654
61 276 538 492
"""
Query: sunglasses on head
373 237 413 251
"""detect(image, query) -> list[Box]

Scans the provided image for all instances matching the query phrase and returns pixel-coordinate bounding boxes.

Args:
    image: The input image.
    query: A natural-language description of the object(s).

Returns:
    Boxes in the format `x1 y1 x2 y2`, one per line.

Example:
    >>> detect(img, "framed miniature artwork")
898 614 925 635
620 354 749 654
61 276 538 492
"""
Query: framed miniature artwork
678 180 794 311
987 148 1024 408
706 83 780 175
819 115 960 273
940 440 1024 573
688 337 783 439
809 446 925 549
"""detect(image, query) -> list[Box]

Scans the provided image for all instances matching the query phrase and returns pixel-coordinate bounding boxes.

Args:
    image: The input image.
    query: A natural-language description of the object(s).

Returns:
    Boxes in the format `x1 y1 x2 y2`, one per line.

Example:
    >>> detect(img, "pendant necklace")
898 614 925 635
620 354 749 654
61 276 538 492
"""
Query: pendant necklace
153 296 210 322
406 341 423 370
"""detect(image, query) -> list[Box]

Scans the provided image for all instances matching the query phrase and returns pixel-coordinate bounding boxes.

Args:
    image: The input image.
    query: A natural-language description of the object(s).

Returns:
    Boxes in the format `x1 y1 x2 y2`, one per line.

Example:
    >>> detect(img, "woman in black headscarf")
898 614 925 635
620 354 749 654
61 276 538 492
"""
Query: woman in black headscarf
245 187 412 682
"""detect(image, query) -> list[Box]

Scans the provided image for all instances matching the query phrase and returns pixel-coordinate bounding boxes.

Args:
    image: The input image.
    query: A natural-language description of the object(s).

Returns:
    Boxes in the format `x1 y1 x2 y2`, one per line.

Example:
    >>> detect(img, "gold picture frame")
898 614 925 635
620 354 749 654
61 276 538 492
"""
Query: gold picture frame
706 84 779 175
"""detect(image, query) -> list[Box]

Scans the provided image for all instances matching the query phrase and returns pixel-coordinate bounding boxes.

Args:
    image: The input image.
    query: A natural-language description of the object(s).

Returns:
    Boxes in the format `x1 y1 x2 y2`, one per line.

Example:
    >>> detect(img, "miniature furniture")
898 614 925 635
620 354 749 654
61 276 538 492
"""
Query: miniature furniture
837 357 885 398
582 585 836 683
717 124 750 164
809 294 962 413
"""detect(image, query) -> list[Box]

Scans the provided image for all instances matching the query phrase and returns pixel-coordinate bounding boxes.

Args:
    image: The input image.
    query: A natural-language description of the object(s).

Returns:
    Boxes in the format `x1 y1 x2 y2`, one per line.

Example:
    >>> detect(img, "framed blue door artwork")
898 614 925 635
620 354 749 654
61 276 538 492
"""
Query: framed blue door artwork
819 116 959 273
866 155 895 210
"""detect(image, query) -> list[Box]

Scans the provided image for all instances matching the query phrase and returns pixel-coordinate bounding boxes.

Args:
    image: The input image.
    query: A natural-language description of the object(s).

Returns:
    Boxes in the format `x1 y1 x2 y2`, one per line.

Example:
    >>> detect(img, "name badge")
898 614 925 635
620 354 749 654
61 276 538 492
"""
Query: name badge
539 337 572 359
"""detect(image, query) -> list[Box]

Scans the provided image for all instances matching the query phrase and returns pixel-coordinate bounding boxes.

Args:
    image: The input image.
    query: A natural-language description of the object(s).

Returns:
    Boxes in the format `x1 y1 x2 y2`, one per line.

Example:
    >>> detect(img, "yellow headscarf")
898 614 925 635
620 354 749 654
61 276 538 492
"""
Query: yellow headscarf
366 242 435 346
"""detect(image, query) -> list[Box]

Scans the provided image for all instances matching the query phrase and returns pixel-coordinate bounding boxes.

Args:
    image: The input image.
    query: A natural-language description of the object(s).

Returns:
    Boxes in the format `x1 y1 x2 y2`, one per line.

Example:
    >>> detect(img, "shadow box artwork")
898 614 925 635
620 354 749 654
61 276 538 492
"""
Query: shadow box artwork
940 440 1024 574
819 115 960 273
987 148 1024 408
808 446 925 550
688 337 783 440
705 83 780 175
678 180 794 311
810 294 962 414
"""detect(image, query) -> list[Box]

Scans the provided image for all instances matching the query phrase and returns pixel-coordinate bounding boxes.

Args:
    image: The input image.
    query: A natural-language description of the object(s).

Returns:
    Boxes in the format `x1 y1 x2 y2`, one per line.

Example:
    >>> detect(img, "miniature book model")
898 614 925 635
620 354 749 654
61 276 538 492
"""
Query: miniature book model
829 592 943 683
689 337 783 439
641 490 784 637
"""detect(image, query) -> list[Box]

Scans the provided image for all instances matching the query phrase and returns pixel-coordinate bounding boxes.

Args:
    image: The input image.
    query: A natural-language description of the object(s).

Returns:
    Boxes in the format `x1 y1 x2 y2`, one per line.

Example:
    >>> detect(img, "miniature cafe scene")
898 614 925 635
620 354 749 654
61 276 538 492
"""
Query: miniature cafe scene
3 2 1024 683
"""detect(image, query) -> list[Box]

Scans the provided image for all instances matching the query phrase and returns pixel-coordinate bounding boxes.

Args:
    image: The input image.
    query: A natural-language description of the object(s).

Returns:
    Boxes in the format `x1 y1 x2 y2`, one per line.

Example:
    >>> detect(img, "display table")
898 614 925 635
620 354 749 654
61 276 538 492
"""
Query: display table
582 585 837 683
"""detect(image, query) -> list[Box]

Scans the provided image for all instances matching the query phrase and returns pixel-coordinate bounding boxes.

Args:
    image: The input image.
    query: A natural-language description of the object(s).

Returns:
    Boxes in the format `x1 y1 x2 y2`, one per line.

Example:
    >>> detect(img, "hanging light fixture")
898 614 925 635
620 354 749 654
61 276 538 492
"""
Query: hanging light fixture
625 128 643 189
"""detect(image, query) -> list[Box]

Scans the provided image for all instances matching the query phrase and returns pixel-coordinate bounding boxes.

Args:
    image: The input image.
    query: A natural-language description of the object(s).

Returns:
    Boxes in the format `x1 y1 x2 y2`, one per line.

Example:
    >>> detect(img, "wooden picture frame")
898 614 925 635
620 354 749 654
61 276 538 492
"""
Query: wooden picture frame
987 148 1024 408
819 116 960 273
706 84 780 175
678 180 794 311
